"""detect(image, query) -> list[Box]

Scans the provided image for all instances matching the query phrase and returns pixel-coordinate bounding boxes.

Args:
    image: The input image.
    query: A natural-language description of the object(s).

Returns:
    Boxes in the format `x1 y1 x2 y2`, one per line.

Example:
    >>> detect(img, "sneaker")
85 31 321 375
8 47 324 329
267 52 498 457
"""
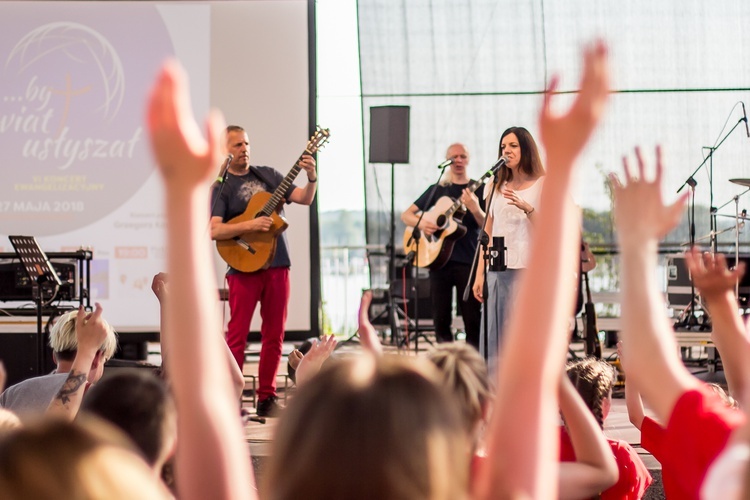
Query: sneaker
256 396 283 417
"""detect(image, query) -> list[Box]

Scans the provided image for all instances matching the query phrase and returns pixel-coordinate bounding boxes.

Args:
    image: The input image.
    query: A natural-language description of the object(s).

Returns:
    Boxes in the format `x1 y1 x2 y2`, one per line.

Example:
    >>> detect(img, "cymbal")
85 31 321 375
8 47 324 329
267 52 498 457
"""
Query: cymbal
730 178 750 187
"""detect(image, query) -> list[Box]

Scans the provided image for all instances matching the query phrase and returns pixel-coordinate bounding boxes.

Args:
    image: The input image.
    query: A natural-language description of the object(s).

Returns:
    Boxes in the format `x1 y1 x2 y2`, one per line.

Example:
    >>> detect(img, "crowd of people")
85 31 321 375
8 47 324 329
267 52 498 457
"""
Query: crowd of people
0 37 748 500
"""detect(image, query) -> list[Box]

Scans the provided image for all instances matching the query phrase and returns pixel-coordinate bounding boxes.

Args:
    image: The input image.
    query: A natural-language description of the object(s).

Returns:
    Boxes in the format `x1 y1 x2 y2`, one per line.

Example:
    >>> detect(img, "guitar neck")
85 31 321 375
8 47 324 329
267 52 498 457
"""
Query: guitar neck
444 178 483 218
256 128 329 216
259 156 305 216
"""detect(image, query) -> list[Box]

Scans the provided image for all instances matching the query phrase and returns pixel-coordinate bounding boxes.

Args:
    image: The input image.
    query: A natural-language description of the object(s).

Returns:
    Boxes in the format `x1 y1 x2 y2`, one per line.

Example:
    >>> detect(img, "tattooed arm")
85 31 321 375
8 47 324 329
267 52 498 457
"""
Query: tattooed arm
47 303 108 420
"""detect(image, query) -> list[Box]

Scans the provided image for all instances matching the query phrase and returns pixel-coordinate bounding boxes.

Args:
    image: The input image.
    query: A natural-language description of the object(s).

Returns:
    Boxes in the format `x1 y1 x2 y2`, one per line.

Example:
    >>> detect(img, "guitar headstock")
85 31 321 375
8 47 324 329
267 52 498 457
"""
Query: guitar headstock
305 126 331 155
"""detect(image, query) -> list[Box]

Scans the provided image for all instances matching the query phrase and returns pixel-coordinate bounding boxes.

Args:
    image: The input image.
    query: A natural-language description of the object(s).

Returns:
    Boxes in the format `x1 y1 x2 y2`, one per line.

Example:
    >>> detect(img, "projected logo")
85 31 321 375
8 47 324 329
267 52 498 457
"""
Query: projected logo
0 7 173 235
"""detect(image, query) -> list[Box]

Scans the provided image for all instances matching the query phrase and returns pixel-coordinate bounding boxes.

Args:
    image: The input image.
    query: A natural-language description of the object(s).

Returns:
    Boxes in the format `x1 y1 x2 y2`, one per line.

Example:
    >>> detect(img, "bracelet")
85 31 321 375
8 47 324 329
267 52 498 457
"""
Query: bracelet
525 207 535 216
308 177 317 183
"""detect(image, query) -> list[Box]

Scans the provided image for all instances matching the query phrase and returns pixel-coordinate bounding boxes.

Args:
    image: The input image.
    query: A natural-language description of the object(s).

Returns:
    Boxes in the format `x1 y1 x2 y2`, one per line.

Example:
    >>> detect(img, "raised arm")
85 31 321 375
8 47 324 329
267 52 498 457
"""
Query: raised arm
685 249 749 403
47 304 107 420
287 154 318 206
611 147 698 424
294 335 337 387
475 41 610 499
357 290 384 357
558 375 619 499
617 341 647 430
152 272 245 402
147 60 254 500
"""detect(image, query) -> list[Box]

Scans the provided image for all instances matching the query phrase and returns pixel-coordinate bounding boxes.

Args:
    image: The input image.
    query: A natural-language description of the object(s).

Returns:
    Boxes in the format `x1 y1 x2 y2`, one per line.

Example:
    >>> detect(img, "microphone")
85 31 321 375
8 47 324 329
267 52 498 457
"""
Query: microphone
742 102 750 138
215 154 234 183
480 156 509 179
436 158 454 169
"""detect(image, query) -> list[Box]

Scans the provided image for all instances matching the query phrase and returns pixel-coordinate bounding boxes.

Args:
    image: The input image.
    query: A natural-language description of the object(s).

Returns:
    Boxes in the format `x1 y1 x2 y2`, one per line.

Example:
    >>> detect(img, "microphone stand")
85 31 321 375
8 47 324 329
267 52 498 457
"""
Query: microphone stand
465 177 499 364
676 114 745 254
675 177 699 329
716 189 750 300
402 162 451 351
674 111 744 331
210 155 234 217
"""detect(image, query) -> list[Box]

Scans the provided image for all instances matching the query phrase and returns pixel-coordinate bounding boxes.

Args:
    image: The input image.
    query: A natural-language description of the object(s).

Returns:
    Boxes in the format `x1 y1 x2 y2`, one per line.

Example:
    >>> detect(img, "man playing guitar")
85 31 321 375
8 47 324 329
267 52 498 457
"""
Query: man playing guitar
210 125 317 417
400 143 485 349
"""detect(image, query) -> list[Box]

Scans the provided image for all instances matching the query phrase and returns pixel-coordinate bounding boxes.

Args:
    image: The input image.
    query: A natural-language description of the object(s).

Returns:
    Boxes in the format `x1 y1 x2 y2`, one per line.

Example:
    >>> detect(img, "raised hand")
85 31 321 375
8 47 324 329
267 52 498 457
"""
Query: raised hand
358 290 383 356
295 335 337 386
147 61 225 189
684 248 745 301
47 303 108 419
75 303 108 355
151 272 169 302
539 40 610 170
288 349 304 370
610 146 688 247
147 61 255 499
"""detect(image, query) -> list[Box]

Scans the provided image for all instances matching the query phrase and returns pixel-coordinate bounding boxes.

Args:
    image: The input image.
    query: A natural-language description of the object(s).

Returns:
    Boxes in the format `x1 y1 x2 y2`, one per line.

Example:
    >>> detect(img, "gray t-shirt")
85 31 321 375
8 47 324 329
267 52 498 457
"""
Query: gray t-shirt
0 372 68 422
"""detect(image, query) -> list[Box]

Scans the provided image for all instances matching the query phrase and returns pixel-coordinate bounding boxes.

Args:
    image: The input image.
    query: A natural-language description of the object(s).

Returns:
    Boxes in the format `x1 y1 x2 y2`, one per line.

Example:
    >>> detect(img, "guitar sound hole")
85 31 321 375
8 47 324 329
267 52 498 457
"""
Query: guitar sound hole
435 215 446 227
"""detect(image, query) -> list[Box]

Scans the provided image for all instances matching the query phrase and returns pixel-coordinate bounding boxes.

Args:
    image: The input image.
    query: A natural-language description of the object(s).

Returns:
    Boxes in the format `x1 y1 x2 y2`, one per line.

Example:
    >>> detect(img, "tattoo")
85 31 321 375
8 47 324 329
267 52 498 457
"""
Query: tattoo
55 370 87 406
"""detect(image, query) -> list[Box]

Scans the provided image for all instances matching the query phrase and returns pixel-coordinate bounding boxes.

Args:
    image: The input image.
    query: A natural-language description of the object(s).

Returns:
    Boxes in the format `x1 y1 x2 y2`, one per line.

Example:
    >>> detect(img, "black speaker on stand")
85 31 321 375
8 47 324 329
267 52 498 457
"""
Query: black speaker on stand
368 106 410 346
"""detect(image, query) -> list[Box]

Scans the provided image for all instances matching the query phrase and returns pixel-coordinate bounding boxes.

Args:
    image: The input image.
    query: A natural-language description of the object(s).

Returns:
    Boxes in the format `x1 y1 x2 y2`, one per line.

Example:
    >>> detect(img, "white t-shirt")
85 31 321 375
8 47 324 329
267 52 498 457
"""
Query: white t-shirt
486 176 544 269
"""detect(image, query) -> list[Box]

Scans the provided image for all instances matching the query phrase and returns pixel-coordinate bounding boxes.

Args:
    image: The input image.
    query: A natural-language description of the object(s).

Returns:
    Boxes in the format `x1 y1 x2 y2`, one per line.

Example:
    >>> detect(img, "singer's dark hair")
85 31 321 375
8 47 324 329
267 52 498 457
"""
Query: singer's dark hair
495 127 545 189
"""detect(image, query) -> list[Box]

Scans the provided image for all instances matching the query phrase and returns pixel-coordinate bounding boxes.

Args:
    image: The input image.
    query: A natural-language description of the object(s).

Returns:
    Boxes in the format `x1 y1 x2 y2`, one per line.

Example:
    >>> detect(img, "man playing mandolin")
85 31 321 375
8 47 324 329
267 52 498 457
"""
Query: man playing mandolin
400 143 485 349
210 125 318 417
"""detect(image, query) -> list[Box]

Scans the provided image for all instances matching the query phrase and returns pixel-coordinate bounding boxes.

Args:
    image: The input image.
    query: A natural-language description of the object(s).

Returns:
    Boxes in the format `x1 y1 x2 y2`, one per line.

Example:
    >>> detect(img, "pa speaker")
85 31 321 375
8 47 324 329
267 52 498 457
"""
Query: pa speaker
0 332 39 387
369 106 410 164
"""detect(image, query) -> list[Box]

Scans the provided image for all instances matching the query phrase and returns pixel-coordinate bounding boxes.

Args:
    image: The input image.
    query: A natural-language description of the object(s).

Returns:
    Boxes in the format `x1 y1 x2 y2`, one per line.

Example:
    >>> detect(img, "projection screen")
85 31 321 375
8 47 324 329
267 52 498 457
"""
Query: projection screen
0 1 315 336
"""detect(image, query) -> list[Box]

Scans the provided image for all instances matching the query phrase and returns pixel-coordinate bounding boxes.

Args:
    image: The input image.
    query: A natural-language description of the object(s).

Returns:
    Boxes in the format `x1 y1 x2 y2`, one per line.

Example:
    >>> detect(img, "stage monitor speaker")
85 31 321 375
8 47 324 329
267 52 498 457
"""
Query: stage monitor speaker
390 277 433 321
666 253 750 308
369 106 410 164
0 332 45 387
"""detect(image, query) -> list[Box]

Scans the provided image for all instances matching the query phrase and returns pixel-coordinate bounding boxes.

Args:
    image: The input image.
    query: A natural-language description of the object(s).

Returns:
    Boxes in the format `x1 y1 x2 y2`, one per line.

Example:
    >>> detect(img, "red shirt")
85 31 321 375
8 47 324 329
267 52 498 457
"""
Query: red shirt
640 387 745 500
559 426 652 499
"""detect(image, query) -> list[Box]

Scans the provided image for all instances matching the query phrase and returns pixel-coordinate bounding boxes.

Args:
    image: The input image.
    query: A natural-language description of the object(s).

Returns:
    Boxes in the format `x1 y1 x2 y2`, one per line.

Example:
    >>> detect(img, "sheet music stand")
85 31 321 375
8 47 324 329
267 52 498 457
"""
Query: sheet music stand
9 236 62 375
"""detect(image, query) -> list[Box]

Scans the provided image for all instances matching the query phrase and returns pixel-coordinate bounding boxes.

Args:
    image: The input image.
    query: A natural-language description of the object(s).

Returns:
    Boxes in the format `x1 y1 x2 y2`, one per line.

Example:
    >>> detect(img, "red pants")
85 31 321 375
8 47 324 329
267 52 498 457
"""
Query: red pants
226 267 289 402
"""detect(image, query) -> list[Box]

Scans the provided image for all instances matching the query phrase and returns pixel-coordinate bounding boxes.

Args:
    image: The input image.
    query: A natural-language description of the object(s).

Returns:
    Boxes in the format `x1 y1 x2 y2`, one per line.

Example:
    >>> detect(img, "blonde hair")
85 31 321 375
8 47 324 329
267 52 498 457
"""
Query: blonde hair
427 343 492 436
706 382 739 410
265 355 469 500
49 310 118 362
0 416 168 500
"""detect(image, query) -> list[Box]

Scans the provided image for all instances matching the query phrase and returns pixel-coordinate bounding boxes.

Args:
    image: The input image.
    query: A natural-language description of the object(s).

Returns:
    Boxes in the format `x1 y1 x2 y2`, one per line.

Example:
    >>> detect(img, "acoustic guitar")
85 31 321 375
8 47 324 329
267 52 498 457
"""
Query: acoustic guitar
216 127 330 272
402 177 486 270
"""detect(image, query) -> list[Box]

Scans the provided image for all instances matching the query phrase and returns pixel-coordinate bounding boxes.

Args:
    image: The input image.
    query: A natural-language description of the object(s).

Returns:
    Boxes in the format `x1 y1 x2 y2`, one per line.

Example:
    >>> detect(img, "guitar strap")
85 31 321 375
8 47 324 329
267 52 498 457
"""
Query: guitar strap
249 165 278 191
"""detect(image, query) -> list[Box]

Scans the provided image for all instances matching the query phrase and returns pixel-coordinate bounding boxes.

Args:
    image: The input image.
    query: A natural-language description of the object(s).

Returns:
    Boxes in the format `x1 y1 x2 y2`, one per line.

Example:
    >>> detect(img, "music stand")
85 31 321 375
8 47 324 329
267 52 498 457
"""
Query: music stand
9 236 62 375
